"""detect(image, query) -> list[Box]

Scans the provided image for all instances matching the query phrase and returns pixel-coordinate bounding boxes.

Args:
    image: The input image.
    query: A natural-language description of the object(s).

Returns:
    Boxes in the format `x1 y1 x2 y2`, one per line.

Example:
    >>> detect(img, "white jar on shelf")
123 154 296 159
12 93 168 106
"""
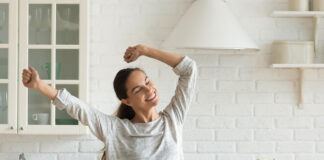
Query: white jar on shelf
288 0 310 11
312 0 324 11
272 40 314 64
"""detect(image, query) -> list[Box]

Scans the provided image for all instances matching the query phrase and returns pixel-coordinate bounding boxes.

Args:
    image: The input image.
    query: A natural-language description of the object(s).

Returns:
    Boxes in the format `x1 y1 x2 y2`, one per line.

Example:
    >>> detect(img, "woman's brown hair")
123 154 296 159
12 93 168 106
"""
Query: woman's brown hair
101 67 144 160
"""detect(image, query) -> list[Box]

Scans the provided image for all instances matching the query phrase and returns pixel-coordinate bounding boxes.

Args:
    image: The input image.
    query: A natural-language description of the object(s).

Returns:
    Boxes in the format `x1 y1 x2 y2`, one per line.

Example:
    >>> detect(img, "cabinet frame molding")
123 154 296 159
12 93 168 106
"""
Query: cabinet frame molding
0 0 18 134
16 0 88 135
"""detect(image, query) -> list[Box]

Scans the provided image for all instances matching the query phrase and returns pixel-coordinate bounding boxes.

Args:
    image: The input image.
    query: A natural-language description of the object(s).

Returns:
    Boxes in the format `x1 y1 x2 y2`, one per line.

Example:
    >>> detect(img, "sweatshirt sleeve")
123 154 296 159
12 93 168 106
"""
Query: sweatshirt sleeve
52 88 116 142
163 56 198 126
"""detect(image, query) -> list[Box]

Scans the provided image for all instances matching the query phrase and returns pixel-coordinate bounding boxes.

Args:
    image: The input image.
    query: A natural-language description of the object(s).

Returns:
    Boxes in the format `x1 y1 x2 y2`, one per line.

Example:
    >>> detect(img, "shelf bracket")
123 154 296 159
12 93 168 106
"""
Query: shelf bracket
298 68 304 109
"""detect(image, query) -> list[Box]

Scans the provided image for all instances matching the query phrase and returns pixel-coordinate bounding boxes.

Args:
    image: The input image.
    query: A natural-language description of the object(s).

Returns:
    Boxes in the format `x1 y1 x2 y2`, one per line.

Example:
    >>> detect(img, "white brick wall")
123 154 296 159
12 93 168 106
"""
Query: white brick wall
277 142 315 153
2 0 324 159
237 142 275 153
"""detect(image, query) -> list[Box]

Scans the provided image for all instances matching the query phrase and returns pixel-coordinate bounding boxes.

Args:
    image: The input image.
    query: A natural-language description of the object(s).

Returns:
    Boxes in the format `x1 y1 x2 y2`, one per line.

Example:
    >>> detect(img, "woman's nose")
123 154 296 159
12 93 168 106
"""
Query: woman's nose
144 85 153 93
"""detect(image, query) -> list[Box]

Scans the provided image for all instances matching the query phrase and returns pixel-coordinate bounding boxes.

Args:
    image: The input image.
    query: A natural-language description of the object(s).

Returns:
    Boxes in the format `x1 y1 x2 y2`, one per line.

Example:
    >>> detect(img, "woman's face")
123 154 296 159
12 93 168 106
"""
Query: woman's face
121 70 160 112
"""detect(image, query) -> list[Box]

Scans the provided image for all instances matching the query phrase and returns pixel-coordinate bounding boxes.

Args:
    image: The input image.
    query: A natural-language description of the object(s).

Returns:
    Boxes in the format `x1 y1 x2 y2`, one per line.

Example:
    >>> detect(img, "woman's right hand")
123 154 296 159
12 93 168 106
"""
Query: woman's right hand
22 66 41 89
123 44 149 63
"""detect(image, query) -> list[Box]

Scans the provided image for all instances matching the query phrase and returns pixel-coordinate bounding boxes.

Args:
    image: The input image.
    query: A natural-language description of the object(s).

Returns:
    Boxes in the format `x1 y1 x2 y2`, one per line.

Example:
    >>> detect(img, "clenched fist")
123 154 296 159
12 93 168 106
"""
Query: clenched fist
22 66 41 89
123 44 149 63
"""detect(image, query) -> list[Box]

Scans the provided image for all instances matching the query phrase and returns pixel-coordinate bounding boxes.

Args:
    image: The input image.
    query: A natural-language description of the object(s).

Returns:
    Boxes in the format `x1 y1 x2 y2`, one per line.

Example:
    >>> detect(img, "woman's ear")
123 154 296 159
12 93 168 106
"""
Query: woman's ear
121 98 131 106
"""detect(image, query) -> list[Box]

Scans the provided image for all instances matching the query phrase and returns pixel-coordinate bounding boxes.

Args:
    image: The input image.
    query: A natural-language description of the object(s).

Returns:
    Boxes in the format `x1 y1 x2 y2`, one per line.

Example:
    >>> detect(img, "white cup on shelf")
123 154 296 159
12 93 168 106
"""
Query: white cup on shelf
289 0 310 11
272 40 314 64
312 0 324 11
32 113 49 125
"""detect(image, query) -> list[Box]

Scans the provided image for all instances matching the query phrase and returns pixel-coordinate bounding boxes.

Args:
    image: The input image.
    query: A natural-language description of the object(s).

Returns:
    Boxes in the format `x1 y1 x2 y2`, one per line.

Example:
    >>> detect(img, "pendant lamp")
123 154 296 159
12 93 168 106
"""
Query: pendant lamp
162 0 259 50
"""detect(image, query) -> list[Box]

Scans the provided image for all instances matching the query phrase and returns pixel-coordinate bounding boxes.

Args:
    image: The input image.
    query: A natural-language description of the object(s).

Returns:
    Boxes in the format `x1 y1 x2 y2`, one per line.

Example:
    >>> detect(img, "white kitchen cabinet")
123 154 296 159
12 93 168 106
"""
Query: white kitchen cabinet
0 0 88 135
0 0 18 134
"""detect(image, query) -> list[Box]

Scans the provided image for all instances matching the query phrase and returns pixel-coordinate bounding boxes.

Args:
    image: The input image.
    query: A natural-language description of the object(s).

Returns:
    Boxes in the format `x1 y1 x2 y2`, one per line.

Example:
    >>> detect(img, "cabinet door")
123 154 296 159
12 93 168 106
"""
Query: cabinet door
0 0 18 134
18 0 88 135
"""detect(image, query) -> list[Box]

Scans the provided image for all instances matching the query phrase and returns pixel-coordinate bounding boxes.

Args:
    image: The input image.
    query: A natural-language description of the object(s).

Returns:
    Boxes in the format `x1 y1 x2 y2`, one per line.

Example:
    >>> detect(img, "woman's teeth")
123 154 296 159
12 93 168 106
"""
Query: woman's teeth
146 92 156 101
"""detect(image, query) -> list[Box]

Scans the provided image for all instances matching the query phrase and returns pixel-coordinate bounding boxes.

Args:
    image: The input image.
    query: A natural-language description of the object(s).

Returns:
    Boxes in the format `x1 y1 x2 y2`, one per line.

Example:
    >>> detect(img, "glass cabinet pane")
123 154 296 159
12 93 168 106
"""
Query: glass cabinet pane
55 84 78 125
28 85 51 125
0 84 8 124
28 49 51 80
0 48 8 79
56 4 79 45
0 4 8 44
56 49 78 80
29 4 52 44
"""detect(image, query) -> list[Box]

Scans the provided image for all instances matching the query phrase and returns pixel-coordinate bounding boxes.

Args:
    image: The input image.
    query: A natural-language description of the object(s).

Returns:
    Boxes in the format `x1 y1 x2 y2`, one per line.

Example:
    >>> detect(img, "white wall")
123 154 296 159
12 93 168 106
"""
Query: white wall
2 0 324 159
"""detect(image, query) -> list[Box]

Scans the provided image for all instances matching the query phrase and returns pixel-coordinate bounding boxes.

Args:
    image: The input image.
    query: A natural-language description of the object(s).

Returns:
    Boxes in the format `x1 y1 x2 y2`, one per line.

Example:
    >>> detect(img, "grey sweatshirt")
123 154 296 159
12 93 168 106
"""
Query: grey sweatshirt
52 56 197 160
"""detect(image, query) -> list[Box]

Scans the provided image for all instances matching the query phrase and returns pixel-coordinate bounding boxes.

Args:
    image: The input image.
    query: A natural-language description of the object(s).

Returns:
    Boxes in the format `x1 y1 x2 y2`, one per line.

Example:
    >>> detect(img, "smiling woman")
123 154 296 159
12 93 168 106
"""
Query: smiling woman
113 67 147 121
21 44 197 160
118 69 160 122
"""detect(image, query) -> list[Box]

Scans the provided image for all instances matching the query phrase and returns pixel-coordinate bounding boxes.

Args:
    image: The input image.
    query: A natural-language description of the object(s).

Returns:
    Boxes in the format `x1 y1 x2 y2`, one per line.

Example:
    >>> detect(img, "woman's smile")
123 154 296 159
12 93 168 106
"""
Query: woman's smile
146 91 157 102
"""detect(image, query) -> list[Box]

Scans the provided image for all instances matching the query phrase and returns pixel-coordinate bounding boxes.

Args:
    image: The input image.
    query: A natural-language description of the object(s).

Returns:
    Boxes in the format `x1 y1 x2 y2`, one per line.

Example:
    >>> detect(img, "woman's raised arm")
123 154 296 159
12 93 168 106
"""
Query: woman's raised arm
124 44 184 68
21 66 114 142
22 66 58 100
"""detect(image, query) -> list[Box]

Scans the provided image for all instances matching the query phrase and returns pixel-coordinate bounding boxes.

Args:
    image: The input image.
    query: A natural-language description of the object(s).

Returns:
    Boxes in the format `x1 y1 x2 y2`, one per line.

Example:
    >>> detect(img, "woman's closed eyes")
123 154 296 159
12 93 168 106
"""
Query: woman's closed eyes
135 80 150 94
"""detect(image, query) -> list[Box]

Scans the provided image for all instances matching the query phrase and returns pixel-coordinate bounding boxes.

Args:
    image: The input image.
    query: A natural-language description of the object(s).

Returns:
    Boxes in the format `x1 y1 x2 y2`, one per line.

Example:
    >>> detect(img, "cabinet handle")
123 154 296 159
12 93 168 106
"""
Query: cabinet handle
10 126 14 130
20 127 24 130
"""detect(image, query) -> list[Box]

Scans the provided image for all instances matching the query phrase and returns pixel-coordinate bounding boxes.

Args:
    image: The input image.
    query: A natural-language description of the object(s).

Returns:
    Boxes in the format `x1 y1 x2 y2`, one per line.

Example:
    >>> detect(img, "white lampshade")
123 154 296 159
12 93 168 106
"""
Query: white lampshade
162 0 259 50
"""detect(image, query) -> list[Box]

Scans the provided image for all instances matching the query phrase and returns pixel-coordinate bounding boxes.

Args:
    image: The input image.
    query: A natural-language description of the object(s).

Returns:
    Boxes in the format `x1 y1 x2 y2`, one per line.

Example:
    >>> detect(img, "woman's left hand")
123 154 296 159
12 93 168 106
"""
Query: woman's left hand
123 44 149 63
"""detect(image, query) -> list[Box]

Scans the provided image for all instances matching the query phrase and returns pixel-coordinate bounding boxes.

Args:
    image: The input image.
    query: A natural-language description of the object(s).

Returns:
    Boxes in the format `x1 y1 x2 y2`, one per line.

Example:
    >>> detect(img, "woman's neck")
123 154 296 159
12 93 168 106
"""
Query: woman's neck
131 108 160 123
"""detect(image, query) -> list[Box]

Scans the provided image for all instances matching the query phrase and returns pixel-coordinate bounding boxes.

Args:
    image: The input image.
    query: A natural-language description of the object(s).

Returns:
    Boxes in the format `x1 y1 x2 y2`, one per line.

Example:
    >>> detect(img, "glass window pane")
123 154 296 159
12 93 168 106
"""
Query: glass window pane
0 4 8 44
29 4 52 44
0 84 8 124
55 84 78 125
28 49 51 80
56 49 78 80
28 85 51 125
0 48 8 79
56 4 79 45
